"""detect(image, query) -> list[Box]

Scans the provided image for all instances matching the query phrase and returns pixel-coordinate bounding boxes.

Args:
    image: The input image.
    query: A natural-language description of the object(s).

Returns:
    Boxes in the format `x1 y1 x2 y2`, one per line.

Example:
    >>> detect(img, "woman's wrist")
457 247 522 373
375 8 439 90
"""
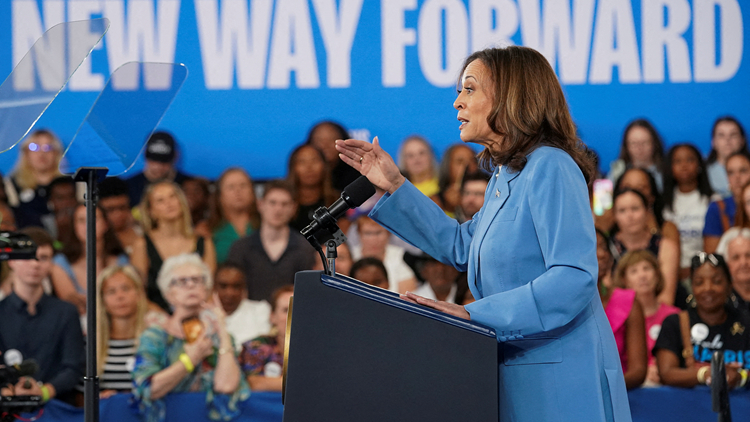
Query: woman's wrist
697 366 710 385
739 368 748 388
179 353 195 372
387 175 406 194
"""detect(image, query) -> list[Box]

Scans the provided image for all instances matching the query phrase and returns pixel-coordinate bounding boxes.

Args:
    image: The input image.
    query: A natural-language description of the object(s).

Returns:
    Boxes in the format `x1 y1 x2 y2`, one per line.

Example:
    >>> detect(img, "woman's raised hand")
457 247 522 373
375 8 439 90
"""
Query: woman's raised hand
335 137 406 194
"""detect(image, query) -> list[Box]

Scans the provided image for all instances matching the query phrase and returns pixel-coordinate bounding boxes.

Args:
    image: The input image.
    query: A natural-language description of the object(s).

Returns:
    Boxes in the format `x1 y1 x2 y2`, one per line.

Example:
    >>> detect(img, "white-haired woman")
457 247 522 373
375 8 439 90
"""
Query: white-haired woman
132 254 248 422
716 226 750 314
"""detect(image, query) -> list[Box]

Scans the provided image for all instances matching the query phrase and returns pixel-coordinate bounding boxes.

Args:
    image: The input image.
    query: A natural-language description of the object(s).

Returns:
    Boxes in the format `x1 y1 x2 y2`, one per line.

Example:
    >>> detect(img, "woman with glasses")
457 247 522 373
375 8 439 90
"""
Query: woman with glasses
607 119 666 192
654 252 750 389
5 129 64 228
132 253 249 422
131 181 217 313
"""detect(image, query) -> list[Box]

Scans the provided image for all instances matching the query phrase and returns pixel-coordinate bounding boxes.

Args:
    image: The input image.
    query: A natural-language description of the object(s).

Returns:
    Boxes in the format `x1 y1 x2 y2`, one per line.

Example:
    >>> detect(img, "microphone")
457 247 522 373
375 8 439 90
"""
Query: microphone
0 359 39 385
300 176 376 241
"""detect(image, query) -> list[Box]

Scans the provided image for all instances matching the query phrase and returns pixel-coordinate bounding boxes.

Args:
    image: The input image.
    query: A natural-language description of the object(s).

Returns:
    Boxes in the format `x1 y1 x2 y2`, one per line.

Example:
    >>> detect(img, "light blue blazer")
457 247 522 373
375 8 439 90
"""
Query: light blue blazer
370 147 631 422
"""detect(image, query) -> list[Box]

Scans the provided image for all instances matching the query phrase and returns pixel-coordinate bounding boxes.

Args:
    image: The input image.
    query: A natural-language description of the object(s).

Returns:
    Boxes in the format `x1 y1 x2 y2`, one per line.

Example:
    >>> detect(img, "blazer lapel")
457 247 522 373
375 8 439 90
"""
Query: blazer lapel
470 166 522 295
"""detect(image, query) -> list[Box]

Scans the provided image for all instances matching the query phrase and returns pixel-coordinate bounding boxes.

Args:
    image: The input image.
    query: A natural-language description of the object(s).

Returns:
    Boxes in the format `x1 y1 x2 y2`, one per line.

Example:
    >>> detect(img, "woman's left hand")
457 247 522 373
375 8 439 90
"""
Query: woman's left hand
207 293 227 321
401 291 470 320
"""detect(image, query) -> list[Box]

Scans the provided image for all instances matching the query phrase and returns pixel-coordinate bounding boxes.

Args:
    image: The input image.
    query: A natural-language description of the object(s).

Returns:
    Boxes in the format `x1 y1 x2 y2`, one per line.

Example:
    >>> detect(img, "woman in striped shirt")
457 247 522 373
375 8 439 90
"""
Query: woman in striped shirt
96 265 149 397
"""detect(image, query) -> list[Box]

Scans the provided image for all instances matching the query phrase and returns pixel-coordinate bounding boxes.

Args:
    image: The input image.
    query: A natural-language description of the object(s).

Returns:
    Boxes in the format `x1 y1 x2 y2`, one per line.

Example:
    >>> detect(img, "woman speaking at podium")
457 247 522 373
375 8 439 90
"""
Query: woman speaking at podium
336 46 631 422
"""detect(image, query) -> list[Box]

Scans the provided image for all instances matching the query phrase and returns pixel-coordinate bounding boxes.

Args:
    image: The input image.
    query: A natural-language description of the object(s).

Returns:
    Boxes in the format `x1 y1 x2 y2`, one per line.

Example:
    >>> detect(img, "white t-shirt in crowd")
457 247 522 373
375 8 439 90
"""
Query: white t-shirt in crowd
412 283 457 304
663 188 710 268
351 244 416 293
225 298 272 350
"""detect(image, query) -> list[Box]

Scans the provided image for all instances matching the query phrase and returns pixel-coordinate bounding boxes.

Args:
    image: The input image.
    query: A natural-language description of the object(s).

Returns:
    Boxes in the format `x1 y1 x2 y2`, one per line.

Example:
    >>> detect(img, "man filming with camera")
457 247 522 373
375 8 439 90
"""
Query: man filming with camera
0 227 84 405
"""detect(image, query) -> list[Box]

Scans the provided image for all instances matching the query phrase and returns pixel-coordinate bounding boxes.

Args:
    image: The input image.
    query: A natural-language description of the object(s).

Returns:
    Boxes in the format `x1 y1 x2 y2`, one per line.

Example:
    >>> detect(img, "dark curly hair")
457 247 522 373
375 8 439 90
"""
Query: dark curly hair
458 46 595 185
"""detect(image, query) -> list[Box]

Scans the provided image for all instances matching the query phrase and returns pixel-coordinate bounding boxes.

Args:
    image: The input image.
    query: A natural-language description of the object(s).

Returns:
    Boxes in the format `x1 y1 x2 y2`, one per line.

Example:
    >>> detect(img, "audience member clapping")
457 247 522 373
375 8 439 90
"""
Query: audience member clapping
608 119 666 191
706 116 747 197
96 265 152 398
434 144 478 217
132 181 216 312
614 250 679 385
716 227 750 316
305 120 360 191
286 144 339 233
350 258 389 289
351 216 417 294
456 170 490 223
398 135 439 197
204 168 259 265
132 254 248 422
0 227 84 404
654 253 750 390
227 180 314 302
598 231 648 389
5 130 64 229
51 204 128 316
238 285 294 392
99 177 143 255
662 144 715 280
611 188 680 305
704 151 750 253
213 263 270 349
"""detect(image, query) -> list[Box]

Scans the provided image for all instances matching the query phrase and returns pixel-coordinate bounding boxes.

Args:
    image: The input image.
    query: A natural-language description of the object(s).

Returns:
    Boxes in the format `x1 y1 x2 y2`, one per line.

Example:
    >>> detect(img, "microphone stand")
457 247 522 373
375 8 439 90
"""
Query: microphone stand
74 167 109 422
301 206 347 276
325 240 338 276
711 351 732 422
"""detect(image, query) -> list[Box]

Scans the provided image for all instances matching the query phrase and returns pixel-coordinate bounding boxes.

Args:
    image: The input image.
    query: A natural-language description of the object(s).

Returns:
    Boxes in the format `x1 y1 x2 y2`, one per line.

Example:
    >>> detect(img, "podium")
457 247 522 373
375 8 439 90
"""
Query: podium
282 271 499 422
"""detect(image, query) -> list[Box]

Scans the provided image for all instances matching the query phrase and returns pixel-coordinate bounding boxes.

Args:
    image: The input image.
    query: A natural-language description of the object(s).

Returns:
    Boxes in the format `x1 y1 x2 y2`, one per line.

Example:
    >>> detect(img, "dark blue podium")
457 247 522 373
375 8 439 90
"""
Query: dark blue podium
282 271 499 422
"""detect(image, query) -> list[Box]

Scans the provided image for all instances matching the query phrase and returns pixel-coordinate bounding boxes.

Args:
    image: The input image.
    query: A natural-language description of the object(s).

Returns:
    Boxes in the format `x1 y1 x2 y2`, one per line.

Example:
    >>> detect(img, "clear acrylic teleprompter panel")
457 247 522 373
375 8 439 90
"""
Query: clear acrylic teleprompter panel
0 19 109 153
60 62 188 176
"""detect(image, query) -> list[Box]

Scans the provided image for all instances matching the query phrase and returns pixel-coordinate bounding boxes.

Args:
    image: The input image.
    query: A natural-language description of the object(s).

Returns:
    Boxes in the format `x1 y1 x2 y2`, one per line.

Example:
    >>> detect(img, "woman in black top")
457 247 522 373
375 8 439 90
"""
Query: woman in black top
131 181 216 312
654 253 750 389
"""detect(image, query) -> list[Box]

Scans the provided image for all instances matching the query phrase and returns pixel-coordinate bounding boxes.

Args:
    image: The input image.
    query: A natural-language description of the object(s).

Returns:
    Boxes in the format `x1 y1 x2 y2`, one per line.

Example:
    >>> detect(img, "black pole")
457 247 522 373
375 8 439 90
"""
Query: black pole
74 167 108 422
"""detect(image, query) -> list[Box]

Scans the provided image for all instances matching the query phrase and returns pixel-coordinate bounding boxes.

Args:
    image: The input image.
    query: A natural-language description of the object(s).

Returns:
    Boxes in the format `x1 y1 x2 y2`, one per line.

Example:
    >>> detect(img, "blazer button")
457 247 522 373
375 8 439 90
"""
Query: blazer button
495 189 500 197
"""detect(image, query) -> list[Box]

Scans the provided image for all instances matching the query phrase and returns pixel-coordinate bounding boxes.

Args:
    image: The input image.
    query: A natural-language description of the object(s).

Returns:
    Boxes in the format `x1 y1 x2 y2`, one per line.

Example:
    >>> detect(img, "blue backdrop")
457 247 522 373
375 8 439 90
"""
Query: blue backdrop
0 0 747 179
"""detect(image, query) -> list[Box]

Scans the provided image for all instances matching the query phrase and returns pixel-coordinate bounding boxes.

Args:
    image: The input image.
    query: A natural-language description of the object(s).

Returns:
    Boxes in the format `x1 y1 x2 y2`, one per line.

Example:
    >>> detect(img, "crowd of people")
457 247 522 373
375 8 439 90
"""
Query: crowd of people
0 113 748 420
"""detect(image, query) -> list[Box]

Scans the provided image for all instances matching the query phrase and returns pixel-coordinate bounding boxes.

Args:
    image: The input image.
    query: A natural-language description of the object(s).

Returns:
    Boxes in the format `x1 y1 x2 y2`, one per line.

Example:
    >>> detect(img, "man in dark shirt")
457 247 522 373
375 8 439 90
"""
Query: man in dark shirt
227 180 315 302
0 227 84 404
125 131 189 206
